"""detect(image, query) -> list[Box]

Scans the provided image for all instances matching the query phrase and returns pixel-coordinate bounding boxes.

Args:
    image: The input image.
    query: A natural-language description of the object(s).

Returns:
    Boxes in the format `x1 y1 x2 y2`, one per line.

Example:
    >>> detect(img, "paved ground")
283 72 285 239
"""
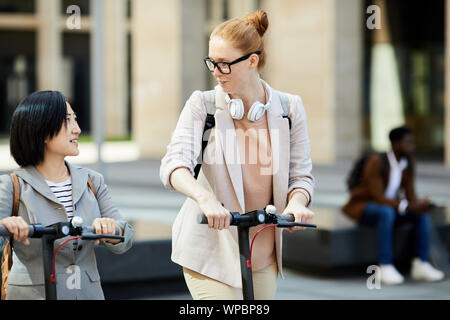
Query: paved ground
1 141 450 299
150 269 450 300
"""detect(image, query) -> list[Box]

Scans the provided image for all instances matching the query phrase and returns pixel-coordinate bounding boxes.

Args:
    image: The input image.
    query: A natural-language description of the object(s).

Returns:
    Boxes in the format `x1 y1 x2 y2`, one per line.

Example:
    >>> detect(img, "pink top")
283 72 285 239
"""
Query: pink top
233 111 311 271
234 113 276 271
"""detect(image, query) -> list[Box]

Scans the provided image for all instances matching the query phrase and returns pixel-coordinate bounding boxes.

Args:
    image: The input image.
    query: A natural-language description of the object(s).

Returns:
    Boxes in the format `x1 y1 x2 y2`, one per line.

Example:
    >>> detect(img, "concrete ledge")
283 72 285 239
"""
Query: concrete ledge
282 221 450 275
95 239 183 283
94 239 189 298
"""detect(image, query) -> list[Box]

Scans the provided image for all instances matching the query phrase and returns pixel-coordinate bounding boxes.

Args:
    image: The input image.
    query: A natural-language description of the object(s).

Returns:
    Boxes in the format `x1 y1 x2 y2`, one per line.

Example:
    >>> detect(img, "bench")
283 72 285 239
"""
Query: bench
95 239 187 299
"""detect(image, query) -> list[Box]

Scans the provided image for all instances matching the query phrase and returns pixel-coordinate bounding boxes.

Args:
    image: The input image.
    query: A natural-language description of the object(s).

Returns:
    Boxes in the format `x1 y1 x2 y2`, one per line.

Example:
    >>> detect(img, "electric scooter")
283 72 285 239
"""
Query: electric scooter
198 205 317 300
0 216 124 300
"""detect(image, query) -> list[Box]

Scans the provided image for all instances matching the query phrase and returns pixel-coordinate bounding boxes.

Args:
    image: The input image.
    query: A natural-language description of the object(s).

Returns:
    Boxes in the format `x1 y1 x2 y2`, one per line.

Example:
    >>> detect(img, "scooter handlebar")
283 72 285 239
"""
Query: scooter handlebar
81 226 124 241
0 225 35 237
196 212 314 227
197 213 209 225
0 224 123 240
83 226 122 235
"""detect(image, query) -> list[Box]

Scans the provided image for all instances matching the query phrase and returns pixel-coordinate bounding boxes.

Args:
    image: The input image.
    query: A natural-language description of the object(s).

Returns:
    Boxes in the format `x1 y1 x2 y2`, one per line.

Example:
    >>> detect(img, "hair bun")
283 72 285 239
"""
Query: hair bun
244 10 269 37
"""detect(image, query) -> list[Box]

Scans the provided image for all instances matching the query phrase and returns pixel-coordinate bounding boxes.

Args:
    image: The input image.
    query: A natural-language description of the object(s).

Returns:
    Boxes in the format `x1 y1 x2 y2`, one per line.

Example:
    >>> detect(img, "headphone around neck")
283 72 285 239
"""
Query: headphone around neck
225 83 272 122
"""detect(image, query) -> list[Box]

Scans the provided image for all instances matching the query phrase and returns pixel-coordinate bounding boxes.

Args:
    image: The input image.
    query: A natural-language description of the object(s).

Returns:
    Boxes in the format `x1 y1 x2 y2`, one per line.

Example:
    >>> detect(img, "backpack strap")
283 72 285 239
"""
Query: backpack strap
202 90 216 151
277 91 292 130
203 89 216 115
194 90 217 179
380 152 389 178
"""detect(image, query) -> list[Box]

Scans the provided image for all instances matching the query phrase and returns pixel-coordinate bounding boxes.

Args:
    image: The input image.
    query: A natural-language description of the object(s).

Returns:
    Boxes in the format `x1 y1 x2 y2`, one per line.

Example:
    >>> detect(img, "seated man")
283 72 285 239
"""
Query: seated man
342 126 444 285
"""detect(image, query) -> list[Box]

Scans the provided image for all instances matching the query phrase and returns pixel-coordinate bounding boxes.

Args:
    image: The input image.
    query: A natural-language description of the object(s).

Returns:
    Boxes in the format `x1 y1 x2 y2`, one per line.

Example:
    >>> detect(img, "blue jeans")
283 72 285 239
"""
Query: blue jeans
359 202 431 265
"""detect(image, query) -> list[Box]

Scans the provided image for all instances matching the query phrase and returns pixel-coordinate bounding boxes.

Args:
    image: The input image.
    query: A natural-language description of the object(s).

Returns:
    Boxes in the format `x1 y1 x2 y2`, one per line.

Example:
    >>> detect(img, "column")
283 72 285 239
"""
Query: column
229 0 257 18
104 0 128 138
263 0 336 164
37 0 62 91
446 0 450 166
181 0 207 103
369 0 404 152
335 0 363 160
131 0 181 158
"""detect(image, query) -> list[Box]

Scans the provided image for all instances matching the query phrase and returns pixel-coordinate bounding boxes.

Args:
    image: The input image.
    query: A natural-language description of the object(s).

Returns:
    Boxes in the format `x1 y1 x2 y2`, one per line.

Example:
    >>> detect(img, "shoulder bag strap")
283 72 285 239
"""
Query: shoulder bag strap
87 176 97 198
10 174 19 218
1 173 20 300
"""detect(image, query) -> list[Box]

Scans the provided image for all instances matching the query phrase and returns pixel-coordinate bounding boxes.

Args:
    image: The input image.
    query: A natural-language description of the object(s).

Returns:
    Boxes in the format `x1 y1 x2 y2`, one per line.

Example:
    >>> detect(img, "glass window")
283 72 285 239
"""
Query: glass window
363 0 444 159
61 0 89 16
0 31 36 137
63 32 91 135
62 32 133 137
0 0 35 13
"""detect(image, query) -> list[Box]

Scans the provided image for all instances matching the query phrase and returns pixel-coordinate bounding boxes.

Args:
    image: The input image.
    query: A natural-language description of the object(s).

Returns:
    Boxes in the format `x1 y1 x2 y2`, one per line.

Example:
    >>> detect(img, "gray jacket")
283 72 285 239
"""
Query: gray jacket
0 162 133 300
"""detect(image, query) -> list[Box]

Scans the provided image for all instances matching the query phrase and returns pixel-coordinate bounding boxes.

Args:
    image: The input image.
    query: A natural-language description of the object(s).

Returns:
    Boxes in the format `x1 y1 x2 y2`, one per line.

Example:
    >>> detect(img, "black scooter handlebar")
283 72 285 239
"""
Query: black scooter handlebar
0 225 54 238
0 224 123 240
197 212 316 228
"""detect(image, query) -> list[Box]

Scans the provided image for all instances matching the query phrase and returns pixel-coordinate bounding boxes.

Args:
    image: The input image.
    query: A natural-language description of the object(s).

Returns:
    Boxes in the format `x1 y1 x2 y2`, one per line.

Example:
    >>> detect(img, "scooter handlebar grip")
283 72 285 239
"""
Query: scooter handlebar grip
278 214 295 222
197 214 208 224
0 225 34 237
84 226 122 235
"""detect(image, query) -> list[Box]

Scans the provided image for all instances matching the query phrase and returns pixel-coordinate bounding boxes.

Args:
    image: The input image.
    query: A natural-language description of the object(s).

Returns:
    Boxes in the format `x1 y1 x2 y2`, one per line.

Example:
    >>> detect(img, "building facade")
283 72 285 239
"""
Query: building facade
0 0 448 165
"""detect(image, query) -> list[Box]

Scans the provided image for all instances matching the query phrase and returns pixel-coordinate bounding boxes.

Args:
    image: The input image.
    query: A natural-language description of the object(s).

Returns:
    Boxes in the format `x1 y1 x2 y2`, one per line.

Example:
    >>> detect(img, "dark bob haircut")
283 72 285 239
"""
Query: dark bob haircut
389 126 413 144
10 90 68 167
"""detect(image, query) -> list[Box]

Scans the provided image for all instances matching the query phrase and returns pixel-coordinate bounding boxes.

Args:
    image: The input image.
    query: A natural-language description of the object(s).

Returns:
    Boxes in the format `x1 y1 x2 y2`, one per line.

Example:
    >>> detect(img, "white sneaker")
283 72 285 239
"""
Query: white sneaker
411 258 445 282
379 264 405 285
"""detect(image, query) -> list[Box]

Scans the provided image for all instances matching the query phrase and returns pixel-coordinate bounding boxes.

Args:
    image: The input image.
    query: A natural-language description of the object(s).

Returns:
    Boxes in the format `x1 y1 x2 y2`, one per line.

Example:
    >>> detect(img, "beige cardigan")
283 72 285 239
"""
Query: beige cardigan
160 82 314 288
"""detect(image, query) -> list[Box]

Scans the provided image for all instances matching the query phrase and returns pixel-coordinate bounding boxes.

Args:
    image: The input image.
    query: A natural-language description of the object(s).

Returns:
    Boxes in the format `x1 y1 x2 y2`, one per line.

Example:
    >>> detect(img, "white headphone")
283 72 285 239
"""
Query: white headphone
225 83 272 122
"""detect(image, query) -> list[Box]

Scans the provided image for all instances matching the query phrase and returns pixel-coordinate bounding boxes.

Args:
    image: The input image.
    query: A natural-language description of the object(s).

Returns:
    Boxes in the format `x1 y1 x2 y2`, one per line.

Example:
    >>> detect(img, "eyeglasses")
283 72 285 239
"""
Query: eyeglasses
203 51 261 74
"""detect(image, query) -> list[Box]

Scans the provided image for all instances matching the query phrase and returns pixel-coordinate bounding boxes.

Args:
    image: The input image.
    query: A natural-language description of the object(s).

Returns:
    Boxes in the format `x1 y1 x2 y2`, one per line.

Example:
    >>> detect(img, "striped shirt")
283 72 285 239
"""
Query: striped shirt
46 177 78 251
46 177 74 220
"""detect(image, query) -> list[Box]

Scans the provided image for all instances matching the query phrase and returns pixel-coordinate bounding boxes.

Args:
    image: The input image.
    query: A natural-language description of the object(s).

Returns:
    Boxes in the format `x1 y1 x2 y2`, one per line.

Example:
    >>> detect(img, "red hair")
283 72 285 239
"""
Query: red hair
211 10 269 70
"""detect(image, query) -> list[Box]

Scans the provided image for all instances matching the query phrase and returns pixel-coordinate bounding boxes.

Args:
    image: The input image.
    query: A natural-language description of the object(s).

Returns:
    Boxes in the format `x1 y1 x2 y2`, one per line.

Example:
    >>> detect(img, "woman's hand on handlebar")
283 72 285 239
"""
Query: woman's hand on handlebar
0 216 30 245
196 192 230 230
92 217 122 244
169 168 230 229
282 193 315 232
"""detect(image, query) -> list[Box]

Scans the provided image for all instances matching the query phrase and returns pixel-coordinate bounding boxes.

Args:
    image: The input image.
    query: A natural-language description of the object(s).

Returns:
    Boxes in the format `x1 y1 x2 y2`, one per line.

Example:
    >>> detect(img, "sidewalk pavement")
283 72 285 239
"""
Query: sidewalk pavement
149 268 450 300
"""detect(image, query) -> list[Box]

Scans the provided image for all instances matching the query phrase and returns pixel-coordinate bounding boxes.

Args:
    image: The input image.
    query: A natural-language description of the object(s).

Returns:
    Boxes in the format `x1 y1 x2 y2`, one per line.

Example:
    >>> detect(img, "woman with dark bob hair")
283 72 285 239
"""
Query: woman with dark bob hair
0 90 133 300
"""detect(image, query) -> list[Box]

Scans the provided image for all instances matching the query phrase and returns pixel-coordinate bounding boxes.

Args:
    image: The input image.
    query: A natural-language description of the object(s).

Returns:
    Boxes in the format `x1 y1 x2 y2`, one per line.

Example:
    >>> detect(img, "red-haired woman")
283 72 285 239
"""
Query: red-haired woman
160 10 315 300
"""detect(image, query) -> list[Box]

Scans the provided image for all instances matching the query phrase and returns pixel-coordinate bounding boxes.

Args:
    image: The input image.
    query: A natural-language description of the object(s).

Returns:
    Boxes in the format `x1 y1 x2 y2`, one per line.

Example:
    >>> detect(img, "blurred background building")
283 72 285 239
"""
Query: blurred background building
0 0 447 165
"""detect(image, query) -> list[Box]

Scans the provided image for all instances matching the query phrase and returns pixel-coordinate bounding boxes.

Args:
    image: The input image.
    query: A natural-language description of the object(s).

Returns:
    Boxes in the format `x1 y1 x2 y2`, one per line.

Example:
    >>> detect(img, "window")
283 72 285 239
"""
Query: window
0 0 35 13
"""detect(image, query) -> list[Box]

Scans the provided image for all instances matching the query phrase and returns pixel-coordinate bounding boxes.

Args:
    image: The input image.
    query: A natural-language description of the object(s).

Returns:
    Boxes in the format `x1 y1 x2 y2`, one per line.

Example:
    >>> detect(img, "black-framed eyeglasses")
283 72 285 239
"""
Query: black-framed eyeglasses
203 51 261 74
